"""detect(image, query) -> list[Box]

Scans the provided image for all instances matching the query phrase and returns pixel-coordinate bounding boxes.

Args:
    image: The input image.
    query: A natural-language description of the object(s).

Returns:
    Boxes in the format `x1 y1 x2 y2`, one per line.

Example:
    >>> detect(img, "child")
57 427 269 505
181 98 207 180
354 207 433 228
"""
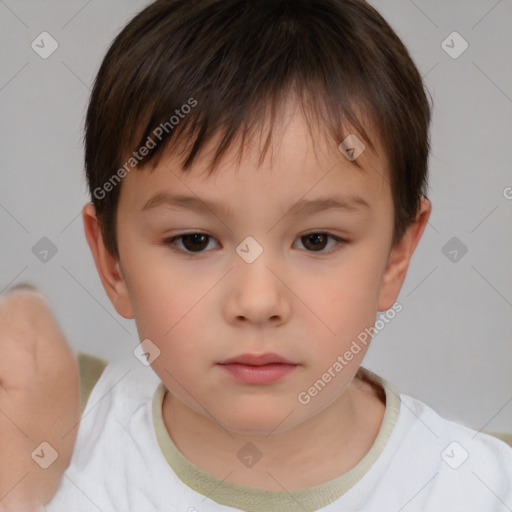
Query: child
2 0 512 510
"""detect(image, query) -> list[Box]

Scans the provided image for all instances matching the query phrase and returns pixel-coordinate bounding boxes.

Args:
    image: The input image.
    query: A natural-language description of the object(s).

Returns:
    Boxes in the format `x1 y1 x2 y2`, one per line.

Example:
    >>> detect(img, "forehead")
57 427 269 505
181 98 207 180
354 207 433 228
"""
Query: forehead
118 99 391 215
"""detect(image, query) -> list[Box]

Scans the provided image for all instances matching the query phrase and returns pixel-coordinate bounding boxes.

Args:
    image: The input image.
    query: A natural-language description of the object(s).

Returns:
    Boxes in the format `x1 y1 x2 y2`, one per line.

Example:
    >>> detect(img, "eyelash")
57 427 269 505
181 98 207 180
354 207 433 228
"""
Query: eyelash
162 231 347 256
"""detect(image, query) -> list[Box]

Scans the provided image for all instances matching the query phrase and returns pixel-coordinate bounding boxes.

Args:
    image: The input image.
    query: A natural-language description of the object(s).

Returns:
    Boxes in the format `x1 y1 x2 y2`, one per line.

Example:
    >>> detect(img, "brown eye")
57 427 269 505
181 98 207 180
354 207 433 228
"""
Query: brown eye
301 233 329 251
295 232 346 254
180 233 210 251
164 232 217 254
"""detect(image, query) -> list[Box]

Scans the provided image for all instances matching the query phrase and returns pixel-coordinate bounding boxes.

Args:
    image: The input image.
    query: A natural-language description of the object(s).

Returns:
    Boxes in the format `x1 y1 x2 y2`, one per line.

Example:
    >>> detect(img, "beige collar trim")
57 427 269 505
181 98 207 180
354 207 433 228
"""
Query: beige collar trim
152 366 400 511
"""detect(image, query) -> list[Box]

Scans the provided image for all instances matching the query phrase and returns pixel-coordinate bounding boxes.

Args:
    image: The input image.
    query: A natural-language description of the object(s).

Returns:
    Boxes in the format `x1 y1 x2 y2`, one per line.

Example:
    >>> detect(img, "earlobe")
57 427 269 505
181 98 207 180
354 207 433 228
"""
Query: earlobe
82 202 134 319
378 197 431 311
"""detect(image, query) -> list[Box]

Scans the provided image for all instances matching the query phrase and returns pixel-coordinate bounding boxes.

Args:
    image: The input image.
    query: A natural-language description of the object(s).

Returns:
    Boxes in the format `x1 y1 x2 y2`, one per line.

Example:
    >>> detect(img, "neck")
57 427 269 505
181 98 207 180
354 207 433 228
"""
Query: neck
161 374 385 491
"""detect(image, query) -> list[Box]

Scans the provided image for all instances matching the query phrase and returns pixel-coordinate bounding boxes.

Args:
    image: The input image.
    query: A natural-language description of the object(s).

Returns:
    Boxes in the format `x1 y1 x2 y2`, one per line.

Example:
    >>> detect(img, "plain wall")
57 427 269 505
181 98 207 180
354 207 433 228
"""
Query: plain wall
1 0 511 433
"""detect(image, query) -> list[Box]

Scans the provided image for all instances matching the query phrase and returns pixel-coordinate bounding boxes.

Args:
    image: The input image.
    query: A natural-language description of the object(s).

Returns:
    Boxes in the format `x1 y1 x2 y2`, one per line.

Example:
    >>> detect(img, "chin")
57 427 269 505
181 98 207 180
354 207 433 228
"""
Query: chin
220 405 297 437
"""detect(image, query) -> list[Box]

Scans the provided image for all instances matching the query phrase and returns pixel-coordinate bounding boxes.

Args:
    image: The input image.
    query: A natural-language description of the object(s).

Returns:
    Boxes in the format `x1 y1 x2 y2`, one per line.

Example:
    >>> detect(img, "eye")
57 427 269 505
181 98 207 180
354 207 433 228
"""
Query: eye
163 232 219 254
295 232 346 253
163 231 346 255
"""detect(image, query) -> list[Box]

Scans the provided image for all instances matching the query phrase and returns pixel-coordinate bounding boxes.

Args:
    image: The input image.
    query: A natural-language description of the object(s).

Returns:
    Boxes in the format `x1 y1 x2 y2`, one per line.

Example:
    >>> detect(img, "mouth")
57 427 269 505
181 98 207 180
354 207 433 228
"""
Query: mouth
218 353 296 366
217 353 298 385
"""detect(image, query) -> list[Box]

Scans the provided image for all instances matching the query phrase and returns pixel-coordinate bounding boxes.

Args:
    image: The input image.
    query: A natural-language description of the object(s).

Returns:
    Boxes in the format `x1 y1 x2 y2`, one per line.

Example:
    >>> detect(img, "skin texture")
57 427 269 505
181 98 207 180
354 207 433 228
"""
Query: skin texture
0 289 80 512
83 98 430 491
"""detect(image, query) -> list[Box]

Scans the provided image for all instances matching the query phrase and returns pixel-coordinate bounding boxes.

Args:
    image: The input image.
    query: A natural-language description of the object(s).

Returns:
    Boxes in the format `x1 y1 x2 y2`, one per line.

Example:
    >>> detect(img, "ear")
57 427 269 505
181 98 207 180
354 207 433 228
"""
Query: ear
378 196 431 311
82 202 134 319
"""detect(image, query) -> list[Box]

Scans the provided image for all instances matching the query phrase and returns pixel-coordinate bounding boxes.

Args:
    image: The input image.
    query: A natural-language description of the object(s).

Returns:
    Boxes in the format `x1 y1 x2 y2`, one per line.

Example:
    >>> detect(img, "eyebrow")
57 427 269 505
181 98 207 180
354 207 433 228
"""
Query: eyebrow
141 192 370 217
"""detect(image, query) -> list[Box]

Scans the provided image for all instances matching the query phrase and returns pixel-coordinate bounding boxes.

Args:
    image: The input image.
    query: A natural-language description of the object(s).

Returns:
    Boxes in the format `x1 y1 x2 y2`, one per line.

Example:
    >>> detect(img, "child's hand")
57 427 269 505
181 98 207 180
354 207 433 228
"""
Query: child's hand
0 284 81 512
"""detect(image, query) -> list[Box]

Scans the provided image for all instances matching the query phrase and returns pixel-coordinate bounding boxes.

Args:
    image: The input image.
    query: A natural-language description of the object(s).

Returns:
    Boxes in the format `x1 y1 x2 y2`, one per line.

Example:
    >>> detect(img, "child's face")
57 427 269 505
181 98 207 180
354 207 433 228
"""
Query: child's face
92 102 415 436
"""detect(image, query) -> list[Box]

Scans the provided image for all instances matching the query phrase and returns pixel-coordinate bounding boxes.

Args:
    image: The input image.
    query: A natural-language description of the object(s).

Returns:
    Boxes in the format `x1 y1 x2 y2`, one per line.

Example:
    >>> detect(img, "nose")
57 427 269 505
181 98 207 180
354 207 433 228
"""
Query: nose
223 254 291 326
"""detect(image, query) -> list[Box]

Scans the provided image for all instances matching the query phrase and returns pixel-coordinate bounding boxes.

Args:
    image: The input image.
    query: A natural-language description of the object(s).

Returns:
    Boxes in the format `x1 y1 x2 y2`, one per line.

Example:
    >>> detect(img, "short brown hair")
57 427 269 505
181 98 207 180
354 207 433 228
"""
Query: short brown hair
84 0 432 260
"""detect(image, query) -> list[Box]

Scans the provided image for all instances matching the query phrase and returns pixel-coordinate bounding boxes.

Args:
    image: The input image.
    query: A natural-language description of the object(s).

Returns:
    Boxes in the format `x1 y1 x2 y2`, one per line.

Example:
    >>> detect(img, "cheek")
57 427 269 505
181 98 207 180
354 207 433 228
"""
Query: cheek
123 245 215 337
298 256 384 339
133 288 214 358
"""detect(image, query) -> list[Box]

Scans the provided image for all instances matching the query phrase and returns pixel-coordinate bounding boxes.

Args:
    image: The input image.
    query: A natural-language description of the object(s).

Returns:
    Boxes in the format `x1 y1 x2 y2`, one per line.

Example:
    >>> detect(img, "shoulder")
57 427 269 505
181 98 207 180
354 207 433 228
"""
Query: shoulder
74 351 162 441
47 353 167 510
77 352 161 415
399 391 512 456
391 391 512 507
356 368 512 508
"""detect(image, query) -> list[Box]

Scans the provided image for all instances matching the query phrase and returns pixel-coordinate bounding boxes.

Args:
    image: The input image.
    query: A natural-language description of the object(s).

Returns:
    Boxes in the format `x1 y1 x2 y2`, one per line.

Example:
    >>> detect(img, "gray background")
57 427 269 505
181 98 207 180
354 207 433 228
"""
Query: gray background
1 0 511 433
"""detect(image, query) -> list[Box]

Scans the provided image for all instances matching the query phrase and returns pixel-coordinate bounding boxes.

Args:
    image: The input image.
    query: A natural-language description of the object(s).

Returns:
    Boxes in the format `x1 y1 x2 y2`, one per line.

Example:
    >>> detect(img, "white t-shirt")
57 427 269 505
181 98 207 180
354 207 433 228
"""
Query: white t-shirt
46 359 512 511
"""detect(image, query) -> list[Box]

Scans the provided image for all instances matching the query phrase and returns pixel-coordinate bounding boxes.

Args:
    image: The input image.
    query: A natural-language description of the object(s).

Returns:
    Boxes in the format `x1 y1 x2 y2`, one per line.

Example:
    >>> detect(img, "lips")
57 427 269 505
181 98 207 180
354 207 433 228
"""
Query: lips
218 353 296 366
217 353 298 384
